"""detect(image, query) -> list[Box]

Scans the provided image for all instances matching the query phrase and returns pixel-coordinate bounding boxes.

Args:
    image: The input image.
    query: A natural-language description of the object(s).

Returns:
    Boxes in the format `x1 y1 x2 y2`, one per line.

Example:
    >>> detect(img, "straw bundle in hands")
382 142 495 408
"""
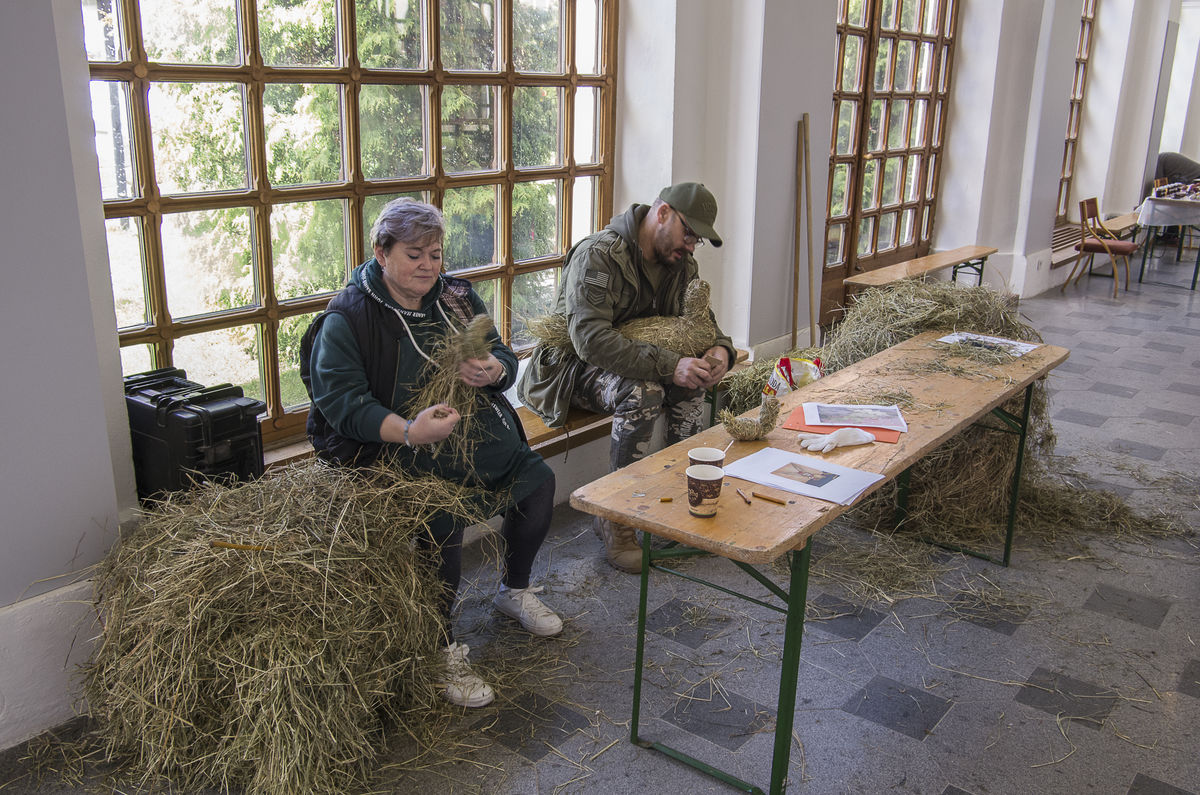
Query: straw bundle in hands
526 279 717 358
408 313 495 463
82 458 502 795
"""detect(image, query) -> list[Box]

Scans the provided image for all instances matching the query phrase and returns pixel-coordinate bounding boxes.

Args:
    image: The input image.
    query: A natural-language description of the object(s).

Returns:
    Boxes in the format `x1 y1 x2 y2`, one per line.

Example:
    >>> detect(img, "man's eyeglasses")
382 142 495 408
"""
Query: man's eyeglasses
675 210 706 247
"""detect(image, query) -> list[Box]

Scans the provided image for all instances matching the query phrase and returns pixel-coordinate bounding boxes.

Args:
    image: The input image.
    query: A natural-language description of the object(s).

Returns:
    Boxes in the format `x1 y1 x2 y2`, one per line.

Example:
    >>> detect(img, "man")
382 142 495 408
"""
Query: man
518 182 735 573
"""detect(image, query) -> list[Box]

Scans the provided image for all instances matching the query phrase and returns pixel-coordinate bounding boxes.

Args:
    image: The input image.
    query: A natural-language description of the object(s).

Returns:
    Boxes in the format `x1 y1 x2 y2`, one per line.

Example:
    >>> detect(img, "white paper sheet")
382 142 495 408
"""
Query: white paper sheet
935 331 1039 357
723 447 885 506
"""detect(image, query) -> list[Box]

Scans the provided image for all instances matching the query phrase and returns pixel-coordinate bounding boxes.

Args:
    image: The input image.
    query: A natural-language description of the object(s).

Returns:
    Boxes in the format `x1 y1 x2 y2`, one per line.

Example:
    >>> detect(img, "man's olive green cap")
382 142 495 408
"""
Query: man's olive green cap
658 182 722 247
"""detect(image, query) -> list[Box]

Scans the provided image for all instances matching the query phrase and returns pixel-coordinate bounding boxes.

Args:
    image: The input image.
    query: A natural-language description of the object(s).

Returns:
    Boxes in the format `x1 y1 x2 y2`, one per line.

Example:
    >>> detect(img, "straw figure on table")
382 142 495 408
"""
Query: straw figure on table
304 198 562 708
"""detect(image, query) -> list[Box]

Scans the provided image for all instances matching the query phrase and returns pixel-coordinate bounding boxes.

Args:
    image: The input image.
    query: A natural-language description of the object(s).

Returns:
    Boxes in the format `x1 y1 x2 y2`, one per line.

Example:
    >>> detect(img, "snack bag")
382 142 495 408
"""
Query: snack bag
763 357 821 401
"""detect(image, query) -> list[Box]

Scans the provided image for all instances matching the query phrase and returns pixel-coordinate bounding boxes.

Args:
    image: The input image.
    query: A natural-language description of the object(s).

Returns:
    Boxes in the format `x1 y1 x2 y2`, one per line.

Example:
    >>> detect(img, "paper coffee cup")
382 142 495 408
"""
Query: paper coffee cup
688 446 726 467
686 464 724 518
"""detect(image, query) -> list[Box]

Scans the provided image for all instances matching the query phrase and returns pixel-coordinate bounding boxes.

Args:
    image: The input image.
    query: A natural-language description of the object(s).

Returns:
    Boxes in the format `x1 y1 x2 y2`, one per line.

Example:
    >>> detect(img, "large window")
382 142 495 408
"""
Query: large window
83 0 617 444
821 0 958 323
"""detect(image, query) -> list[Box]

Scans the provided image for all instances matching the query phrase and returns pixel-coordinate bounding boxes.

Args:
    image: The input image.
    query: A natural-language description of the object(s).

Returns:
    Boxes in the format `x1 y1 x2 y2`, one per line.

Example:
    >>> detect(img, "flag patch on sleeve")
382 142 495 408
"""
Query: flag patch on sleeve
583 270 610 289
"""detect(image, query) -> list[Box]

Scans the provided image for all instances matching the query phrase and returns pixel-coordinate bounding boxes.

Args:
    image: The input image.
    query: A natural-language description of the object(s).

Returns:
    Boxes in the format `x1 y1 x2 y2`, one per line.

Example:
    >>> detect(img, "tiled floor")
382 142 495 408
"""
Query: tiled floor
2 245 1197 794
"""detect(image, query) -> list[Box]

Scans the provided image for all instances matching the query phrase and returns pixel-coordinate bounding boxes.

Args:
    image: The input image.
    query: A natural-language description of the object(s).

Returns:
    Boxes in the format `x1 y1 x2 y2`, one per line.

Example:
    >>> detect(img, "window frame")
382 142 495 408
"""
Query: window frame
87 0 618 446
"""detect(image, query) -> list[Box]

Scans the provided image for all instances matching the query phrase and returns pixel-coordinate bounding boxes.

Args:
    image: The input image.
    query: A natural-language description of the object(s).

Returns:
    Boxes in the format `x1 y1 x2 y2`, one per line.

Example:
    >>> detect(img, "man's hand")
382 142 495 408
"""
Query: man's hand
699 346 730 388
672 357 714 390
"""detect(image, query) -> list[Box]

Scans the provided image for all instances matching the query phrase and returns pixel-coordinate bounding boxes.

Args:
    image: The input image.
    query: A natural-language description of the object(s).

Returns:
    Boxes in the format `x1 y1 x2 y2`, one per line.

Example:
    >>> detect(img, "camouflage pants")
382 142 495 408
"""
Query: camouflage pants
571 364 707 471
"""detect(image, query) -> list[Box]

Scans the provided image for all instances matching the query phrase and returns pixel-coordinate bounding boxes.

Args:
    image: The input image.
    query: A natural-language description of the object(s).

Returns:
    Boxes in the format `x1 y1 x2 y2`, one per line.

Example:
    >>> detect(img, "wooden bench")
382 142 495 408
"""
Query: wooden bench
266 348 749 467
842 244 998 298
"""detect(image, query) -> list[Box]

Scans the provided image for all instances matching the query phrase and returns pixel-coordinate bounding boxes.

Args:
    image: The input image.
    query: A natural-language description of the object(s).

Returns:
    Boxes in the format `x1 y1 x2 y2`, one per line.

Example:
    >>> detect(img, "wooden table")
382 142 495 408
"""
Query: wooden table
842 244 998 294
570 330 1069 794
1136 196 1200 290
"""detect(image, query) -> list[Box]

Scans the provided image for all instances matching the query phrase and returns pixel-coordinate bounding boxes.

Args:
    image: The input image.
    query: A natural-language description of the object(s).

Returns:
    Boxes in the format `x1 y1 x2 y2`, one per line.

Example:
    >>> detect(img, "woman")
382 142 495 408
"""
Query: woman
306 198 561 708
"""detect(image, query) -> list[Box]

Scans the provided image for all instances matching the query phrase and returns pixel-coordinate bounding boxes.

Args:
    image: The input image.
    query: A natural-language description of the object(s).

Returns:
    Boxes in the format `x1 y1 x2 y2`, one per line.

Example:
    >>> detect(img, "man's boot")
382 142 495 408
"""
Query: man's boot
593 517 642 573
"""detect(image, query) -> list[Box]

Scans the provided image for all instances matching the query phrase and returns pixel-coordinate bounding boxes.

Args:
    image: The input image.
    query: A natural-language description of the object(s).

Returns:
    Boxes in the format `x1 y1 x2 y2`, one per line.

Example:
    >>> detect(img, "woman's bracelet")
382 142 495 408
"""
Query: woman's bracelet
403 418 413 447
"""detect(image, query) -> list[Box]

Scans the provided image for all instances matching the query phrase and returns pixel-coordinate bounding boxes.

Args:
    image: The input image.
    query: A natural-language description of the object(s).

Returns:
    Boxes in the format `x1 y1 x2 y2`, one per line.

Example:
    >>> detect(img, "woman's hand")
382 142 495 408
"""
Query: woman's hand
408 403 460 444
459 355 503 389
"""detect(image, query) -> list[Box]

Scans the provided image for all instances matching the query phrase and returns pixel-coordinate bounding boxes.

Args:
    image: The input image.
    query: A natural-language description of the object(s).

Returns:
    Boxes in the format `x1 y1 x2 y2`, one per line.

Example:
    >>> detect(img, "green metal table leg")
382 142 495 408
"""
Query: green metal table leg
1000 383 1034 566
768 543 813 794
630 530 652 745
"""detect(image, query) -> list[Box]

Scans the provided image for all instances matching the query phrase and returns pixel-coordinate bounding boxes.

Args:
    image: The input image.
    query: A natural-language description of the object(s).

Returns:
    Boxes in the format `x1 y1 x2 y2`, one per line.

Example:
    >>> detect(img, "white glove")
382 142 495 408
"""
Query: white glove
796 427 876 453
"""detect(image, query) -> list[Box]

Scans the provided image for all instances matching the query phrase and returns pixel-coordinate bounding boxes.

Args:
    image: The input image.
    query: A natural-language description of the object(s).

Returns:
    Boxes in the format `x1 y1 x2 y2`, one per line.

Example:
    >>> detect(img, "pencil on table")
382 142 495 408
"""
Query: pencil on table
751 491 787 505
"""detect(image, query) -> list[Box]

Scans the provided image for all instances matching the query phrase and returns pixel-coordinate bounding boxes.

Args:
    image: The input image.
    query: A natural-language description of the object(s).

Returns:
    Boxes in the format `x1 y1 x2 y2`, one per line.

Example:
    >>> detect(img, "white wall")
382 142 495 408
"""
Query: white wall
0 0 135 750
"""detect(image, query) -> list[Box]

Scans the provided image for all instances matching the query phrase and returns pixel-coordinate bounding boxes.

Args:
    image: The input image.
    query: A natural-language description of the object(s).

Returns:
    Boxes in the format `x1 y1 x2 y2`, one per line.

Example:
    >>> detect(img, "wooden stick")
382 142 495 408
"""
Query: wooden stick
802 111 817 344
792 118 804 349
751 491 787 505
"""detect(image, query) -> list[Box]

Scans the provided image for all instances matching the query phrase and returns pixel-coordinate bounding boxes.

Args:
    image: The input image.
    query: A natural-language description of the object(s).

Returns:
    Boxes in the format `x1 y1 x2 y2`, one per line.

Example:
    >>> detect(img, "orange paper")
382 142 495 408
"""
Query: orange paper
782 406 902 443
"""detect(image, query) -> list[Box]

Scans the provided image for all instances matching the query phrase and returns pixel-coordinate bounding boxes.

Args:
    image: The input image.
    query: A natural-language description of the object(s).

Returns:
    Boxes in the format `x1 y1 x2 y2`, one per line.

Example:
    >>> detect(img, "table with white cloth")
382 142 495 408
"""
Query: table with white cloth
1136 195 1200 290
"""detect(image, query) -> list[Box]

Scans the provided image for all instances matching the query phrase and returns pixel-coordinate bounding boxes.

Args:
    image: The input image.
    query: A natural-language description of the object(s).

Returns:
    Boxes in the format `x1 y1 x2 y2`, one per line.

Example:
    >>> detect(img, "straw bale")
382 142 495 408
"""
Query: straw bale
82 457 503 795
526 279 717 358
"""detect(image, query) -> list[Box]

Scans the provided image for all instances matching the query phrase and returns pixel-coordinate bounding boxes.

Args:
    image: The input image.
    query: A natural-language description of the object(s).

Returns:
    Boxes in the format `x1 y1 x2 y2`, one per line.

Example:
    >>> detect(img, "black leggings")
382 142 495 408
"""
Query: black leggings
419 472 556 641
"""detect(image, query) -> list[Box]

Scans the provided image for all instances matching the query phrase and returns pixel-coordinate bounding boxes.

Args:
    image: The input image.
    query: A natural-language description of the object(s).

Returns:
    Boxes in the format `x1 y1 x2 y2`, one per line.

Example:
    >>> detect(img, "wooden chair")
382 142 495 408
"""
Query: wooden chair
1061 197 1137 299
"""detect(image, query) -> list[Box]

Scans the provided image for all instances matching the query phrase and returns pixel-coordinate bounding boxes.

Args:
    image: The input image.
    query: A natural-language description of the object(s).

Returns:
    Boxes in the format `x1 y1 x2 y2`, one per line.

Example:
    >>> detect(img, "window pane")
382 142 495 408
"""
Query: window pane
575 0 600 74
273 199 347 300
877 211 897 250
900 207 915 245
443 184 497 270
514 0 561 73
923 0 939 35
360 84 426 179
259 0 336 67
895 39 915 91
82 0 124 62
514 86 561 168
932 100 942 146
441 85 498 172
867 99 885 152
905 154 922 201
140 0 238 65
363 191 426 253
91 81 136 200
471 277 501 319
846 0 866 26
842 34 863 91
511 268 560 347
926 152 937 199
882 156 902 206
887 100 909 150
571 176 596 244
825 223 845 266
899 0 919 32
149 82 248 194
120 344 154 376
356 0 425 69
861 158 878 210
873 37 893 92
512 179 560 260
161 207 254 319
173 326 264 401
107 217 148 328
264 83 343 186
917 42 934 92
880 0 898 30
909 99 926 147
277 311 320 409
831 162 852 217
857 216 874 256
441 0 496 71
836 100 857 155
574 86 598 164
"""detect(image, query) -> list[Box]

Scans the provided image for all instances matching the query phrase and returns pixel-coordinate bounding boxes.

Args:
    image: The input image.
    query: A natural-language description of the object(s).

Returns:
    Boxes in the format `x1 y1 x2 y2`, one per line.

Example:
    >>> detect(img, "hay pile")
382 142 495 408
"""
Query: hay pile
82 458 503 795
526 279 717 358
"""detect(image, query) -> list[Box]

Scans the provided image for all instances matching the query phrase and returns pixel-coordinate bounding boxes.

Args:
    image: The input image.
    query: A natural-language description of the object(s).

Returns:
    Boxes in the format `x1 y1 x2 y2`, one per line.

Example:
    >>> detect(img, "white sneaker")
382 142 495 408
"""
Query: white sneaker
493 585 564 637
440 642 494 708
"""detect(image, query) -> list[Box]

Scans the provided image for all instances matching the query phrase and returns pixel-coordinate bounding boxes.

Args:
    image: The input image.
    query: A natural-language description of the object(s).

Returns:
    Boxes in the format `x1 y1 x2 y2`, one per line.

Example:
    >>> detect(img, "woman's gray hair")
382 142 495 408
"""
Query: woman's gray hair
370 198 445 253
